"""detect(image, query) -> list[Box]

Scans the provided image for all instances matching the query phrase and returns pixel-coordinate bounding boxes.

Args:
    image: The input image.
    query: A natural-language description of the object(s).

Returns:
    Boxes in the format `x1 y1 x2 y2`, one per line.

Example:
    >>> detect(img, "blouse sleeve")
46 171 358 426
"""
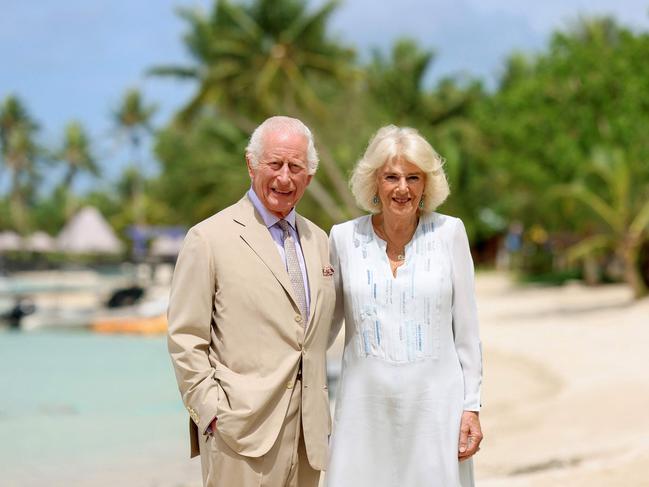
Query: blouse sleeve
450 218 482 411
327 225 345 348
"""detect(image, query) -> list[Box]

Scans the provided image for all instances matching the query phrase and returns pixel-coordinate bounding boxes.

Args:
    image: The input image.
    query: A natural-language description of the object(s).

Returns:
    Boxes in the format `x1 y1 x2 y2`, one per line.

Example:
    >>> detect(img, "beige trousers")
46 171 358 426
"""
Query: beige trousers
199 380 320 487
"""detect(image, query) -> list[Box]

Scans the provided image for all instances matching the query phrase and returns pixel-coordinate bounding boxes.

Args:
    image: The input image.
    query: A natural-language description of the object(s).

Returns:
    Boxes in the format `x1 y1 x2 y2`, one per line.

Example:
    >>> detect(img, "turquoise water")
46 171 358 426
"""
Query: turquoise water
0 330 193 485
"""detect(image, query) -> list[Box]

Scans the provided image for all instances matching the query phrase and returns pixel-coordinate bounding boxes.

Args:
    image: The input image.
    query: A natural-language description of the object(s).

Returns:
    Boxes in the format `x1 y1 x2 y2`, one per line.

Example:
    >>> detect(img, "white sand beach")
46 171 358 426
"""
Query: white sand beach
471 273 649 486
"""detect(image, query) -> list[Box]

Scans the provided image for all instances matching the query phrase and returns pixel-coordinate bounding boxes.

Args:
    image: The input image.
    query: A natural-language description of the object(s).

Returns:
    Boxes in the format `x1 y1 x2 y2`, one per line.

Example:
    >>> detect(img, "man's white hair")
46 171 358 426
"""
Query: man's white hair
245 116 319 175
350 125 450 214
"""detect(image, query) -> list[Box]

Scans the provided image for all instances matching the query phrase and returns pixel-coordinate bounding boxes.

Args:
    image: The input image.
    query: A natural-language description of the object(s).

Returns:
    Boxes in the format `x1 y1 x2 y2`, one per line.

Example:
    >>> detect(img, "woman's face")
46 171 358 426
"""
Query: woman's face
376 157 426 220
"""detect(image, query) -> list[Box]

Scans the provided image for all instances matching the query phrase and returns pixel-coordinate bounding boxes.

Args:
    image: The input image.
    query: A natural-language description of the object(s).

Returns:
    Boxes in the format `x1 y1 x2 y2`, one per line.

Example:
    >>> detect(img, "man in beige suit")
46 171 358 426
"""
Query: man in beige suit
167 116 336 487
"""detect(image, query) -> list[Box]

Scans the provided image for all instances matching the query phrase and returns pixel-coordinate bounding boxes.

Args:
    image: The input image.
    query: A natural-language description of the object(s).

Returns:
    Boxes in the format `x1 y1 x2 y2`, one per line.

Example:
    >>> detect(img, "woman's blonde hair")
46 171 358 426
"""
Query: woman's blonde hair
350 125 450 213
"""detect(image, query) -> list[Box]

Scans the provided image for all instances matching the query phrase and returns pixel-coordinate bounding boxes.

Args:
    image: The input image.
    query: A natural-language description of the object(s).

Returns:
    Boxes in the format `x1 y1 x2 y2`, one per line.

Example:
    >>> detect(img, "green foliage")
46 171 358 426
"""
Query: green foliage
51 121 100 220
0 95 41 232
473 16 649 293
366 39 435 124
517 267 582 286
479 17 649 231
554 147 649 296
113 88 157 229
56 121 99 185
114 89 157 147
152 116 249 224
28 190 65 235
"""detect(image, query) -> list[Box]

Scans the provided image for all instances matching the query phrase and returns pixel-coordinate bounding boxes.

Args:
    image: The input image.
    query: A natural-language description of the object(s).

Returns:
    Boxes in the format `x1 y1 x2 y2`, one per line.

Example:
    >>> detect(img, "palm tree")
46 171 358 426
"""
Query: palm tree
54 121 100 217
0 95 39 232
150 0 358 221
558 148 649 298
366 39 434 124
58 121 99 188
366 39 486 131
152 0 353 122
114 88 156 226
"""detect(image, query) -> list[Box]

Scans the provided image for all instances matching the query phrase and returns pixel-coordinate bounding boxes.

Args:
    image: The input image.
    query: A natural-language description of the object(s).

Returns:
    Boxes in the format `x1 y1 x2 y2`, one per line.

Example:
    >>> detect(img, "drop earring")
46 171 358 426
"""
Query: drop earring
419 197 424 209
373 195 379 205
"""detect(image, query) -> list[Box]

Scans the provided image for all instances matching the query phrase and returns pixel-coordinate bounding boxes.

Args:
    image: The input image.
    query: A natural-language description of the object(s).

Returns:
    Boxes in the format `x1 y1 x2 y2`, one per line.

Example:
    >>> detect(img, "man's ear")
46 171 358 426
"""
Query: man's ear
305 174 313 186
246 155 255 179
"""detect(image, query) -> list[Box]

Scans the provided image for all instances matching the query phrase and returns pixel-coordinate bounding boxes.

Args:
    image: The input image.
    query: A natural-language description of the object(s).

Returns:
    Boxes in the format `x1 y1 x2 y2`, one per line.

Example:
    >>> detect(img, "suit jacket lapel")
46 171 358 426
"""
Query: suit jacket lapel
296 215 320 333
233 197 298 305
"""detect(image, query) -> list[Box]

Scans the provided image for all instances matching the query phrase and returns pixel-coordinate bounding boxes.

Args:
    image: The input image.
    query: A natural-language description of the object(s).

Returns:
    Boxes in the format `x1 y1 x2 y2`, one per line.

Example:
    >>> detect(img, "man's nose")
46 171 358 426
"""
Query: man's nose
276 164 291 183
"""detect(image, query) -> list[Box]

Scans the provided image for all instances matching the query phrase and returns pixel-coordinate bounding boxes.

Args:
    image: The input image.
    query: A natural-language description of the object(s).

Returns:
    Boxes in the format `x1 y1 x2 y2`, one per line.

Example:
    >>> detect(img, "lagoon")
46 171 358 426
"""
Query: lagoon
0 330 199 486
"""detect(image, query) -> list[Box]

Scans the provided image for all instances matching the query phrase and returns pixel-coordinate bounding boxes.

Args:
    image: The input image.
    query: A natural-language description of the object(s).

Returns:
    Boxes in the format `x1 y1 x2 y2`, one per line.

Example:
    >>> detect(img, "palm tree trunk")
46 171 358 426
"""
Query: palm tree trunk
9 171 27 234
582 255 601 286
316 143 362 220
130 137 145 228
307 178 346 222
63 166 76 189
622 244 647 299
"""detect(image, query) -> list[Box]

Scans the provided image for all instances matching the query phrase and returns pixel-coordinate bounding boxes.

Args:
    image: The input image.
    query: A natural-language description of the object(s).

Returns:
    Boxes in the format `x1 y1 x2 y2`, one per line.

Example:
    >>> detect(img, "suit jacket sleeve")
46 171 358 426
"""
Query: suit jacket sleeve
450 218 482 412
167 226 219 434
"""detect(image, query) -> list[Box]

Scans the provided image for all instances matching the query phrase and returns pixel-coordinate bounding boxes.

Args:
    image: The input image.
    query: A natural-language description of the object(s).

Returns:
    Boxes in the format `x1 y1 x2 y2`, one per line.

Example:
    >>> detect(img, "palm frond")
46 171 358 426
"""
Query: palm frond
283 0 339 44
219 0 262 41
283 61 326 116
629 195 649 238
566 234 614 262
147 66 198 79
568 183 622 232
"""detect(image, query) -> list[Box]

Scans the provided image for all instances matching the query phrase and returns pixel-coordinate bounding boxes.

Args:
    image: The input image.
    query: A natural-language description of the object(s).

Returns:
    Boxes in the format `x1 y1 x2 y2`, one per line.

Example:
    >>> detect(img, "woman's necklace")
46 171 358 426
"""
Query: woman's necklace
383 224 406 261
378 218 417 263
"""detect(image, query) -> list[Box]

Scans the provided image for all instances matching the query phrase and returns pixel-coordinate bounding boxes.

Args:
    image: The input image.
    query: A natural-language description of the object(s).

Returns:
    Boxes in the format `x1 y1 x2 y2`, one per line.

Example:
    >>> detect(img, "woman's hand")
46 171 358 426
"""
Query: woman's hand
458 411 483 461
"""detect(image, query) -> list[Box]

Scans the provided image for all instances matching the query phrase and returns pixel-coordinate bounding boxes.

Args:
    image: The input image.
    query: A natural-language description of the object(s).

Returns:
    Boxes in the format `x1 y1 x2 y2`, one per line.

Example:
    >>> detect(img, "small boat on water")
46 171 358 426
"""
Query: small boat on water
90 295 169 335
91 313 167 335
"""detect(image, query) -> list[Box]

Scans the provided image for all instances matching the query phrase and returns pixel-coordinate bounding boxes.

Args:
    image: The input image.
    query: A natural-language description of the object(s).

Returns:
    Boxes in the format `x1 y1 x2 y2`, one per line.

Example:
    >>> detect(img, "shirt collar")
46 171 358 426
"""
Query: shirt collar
247 187 297 230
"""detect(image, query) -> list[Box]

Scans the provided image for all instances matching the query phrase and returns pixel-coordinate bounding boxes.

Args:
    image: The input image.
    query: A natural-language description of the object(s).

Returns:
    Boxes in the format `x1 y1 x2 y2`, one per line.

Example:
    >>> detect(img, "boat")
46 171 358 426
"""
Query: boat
91 313 167 335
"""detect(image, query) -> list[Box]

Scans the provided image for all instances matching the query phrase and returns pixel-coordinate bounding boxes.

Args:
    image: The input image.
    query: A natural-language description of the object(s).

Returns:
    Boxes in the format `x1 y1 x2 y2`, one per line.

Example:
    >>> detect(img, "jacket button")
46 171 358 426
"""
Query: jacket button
294 315 302 323
287 382 293 389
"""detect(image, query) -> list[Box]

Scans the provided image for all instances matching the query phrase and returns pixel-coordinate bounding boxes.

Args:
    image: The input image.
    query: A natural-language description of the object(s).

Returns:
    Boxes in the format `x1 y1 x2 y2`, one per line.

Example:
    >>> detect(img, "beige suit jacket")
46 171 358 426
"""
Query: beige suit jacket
167 195 335 470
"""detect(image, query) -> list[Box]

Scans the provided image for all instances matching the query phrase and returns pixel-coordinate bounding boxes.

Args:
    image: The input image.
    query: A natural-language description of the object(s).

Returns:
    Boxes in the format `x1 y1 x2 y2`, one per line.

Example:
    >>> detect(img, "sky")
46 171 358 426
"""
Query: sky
1 0 648 190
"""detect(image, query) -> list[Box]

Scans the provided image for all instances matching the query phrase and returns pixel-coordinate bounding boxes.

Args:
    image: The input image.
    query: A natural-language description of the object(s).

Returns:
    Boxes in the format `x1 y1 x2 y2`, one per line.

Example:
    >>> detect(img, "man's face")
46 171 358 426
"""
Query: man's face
247 130 312 219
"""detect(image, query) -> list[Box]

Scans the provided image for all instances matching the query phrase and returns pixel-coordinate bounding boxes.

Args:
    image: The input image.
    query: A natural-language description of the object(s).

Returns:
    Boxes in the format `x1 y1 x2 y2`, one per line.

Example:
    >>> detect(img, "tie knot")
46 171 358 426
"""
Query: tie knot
277 219 291 235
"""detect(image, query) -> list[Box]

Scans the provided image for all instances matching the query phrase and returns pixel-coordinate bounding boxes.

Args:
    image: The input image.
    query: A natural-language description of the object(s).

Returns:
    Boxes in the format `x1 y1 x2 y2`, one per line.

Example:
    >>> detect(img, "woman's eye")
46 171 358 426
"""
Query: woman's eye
407 176 420 182
385 175 398 181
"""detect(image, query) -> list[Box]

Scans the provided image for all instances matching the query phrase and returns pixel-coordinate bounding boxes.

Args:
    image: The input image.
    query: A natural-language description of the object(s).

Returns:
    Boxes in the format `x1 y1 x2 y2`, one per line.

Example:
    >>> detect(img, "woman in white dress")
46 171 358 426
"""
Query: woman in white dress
327 126 483 487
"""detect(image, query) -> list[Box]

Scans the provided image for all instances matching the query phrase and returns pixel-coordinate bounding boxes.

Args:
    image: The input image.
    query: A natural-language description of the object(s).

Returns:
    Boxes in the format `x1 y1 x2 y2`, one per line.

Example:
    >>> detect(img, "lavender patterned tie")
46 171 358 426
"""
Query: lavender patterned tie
278 219 308 324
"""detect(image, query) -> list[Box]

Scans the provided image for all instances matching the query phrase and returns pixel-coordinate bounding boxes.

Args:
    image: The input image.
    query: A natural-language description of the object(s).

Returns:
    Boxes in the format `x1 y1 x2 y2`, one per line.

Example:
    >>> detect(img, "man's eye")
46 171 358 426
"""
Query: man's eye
289 163 305 173
268 162 282 170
